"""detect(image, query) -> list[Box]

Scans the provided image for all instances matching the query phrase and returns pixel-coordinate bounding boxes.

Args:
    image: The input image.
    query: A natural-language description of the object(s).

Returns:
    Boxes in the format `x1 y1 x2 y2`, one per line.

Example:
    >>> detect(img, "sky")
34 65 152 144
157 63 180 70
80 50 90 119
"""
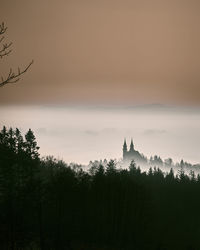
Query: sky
1 1 200 164
1 0 200 105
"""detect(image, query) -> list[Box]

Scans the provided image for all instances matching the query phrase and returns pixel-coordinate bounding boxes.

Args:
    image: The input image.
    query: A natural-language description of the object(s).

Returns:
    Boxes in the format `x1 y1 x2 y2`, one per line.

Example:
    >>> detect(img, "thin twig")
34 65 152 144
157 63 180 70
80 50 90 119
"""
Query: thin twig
0 42 12 58
0 60 34 87
0 22 12 58
0 22 7 35
0 36 4 43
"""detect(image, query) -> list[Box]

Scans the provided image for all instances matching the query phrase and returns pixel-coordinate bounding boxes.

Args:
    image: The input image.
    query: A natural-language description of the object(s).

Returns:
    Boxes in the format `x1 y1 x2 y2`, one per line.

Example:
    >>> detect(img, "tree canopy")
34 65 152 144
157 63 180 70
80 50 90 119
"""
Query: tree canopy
0 126 200 250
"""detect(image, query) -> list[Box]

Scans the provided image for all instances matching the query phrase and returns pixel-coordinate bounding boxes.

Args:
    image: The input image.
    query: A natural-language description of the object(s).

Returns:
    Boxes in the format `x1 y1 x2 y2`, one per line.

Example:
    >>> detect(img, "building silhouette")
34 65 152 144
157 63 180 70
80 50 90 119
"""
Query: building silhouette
123 139 147 164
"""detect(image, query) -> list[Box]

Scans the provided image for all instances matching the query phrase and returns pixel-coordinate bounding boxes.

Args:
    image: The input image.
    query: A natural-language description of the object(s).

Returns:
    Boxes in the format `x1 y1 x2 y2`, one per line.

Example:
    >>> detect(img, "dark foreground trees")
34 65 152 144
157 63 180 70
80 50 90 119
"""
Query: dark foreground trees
0 126 200 250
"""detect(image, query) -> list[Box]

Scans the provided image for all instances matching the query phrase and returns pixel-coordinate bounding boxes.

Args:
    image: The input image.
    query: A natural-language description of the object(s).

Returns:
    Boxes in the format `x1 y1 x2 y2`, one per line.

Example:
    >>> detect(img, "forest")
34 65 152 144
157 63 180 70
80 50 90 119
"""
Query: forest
0 126 199 250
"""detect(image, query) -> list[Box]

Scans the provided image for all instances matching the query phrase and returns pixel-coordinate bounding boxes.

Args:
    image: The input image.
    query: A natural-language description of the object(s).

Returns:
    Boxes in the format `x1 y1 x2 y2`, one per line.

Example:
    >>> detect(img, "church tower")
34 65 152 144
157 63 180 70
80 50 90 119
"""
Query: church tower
129 138 134 152
122 138 147 164
123 139 127 159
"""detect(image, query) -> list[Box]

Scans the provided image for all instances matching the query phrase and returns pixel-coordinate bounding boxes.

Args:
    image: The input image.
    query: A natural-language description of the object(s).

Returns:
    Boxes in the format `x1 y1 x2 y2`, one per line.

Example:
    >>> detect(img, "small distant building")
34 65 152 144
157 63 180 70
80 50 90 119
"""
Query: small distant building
123 139 147 164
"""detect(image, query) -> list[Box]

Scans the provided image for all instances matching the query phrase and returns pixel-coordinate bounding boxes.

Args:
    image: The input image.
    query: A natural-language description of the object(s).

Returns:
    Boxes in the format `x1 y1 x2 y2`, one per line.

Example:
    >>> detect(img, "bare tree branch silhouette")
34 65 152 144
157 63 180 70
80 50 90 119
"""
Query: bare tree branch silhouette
0 22 33 88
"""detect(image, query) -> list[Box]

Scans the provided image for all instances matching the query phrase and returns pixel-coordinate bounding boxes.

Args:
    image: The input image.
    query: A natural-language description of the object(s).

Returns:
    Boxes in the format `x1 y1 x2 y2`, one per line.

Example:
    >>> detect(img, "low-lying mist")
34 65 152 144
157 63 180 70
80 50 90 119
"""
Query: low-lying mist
1 104 200 166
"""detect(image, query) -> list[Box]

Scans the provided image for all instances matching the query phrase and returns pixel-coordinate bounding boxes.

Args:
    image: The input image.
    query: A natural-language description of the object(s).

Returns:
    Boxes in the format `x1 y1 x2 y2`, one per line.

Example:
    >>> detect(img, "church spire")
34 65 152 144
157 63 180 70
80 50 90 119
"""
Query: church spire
123 138 127 159
130 138 134 152
123 138 127 151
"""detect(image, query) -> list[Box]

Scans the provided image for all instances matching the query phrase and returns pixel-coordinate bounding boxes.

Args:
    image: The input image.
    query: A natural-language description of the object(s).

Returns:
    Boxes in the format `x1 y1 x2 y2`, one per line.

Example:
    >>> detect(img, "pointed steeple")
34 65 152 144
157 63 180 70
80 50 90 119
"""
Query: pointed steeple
130 138 134 152
123 138 127 151
123 138 127 159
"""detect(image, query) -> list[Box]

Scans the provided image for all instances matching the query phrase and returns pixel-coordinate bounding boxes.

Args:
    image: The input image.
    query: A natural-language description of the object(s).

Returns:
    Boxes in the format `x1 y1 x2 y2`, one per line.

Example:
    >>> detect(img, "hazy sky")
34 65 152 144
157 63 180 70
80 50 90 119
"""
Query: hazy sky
1 0 200 105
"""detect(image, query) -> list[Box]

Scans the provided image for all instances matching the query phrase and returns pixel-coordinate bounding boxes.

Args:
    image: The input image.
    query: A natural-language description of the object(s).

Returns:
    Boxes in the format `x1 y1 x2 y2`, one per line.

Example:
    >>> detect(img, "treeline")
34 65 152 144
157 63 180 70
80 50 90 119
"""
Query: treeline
149 155 200 170
0 126 200 250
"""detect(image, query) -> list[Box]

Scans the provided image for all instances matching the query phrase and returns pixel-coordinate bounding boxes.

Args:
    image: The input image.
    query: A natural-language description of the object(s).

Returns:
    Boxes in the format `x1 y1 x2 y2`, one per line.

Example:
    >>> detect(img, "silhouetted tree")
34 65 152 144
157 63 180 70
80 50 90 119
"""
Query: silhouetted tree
0 22 33 87
1 126 200 250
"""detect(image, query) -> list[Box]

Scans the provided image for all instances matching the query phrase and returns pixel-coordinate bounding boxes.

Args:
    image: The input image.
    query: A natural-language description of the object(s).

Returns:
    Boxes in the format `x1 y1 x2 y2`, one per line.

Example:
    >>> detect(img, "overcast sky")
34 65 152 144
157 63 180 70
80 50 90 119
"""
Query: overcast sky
1 0 200 105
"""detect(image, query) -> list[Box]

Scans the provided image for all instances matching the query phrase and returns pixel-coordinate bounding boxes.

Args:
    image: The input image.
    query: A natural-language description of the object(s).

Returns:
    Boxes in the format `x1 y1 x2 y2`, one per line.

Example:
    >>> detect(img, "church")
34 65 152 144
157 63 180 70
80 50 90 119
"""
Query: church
123 139 147 164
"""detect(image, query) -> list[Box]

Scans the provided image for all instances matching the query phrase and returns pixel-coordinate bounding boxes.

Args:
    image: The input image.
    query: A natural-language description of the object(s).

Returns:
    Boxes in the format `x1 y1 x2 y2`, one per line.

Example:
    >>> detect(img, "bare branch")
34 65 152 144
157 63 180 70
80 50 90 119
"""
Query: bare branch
0 42 12 53
0 49 12 58
0 42 12 58
0 22 33 88
0 22 7 35
0 22 12 58
0 36 4 43
0 60 34 87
